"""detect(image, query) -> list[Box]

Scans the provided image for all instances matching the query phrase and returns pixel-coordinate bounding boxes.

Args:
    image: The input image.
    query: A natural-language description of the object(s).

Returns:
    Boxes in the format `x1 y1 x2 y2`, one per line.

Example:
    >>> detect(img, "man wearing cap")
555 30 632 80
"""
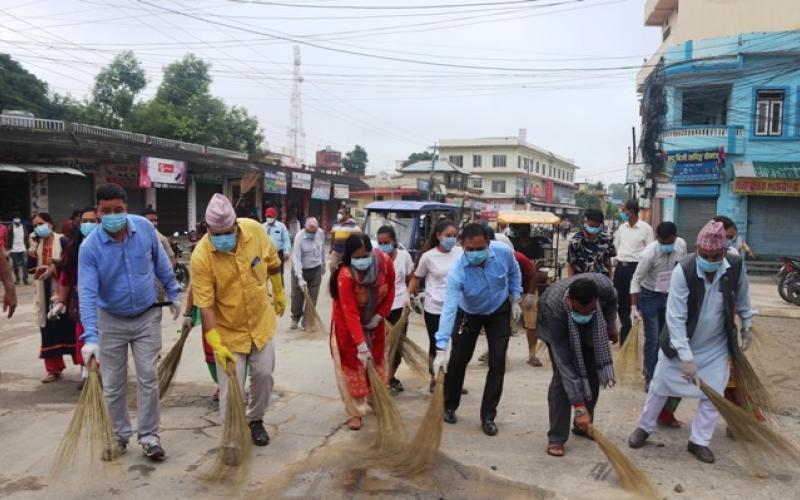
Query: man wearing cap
290 217 325 330
627 220 753 464
191 194 286 447
263 207 291 284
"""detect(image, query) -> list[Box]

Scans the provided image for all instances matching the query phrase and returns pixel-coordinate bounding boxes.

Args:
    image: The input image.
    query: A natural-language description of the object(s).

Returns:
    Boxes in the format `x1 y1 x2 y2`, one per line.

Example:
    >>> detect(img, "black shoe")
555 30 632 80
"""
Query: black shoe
249 420 270 446
142 440 166 461
389 377 404 393
444 409 457 424
687 441 715 463
628 428 650 449
482 419 498 436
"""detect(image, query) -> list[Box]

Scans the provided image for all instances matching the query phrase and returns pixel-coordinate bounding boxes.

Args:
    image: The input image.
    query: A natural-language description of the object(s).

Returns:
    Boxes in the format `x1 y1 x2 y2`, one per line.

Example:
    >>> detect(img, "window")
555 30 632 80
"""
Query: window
682 86 730 126
470 177 483 189
472 154 482 168
755 90 784 136
535 161 540 173
449 155 463 167
492 155 507 167
491 180 506 193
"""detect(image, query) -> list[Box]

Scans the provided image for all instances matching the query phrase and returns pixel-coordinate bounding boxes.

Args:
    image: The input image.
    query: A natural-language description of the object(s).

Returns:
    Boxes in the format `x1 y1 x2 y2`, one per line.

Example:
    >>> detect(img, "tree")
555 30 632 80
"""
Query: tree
343 145 368 175
608 183 629 201
156 54 211 107
604 202 620 221
402 150 435 167
88 51 146 128
575 191 602 210
0 54 54 116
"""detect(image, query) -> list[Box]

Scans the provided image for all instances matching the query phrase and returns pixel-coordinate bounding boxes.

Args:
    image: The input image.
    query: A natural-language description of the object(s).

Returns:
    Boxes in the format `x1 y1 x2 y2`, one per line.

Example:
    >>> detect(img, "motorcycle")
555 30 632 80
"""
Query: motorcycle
171 232 191 291
776 256 800 305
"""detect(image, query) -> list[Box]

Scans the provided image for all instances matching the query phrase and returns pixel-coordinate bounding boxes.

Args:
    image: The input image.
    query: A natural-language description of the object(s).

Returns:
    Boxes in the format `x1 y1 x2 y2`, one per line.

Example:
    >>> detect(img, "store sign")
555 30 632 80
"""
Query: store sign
668 149 723 183
292 171 312 190
139 156 187 189
311 179 331 200
263 171 287 194
545 181 554 202
98 164 140 189
333 183 350 199
752 162 800 179
733 178 800 197
655 183 676 198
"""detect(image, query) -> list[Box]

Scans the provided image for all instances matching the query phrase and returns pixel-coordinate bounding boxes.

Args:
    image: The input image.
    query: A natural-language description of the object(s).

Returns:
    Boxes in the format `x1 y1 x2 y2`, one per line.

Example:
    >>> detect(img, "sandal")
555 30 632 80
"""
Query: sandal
571 425 594 441
527 356 543 367
41 372 62 383
546 442 565 457
347 417 362 431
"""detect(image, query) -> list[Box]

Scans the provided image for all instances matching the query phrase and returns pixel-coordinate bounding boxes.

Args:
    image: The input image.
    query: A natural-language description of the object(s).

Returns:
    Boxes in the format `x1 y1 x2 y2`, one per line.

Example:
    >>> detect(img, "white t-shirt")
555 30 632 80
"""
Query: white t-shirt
391 248 414 311
11 225 25 252
414 246 464 314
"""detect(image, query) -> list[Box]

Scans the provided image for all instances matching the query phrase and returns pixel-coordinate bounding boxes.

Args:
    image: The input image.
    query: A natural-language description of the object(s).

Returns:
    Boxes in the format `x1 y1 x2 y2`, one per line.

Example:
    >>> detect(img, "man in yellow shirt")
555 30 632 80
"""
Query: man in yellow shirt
191 193 286 447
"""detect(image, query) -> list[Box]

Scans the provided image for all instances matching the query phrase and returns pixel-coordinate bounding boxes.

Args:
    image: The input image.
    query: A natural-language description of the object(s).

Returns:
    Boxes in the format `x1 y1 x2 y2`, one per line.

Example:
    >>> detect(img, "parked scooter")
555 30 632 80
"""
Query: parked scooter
776 256 800 305
171 232 191 290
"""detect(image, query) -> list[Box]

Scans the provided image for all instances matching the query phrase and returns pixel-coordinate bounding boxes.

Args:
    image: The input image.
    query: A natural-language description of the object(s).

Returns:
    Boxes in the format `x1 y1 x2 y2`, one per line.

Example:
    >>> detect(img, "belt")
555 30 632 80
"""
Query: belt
302 264 322 271
617 261 638 267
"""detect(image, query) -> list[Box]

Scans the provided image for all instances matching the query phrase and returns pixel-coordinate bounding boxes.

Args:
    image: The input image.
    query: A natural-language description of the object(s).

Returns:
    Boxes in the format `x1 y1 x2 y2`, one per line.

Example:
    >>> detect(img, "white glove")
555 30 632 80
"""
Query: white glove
681 360 698 382
181 315 193 335
81 343 99 363
169 303 180 320
741 327 752 352
523 293 536 308
364 314 382 330
356 342 372 368
47 301 66 320
433 348 450 374
410 295 423 315
297 277 307 289
511 301 522 323
630 306 642 322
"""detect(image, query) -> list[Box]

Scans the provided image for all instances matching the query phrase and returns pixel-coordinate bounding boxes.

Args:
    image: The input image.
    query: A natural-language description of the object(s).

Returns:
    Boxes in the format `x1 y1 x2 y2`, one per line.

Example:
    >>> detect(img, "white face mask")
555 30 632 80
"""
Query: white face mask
13 218 21 224
266 217 275 224
336 213 344 222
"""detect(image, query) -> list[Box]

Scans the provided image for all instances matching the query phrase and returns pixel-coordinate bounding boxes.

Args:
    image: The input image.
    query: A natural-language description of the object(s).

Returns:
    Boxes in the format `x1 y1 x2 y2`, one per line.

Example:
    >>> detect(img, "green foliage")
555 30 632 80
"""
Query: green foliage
604 202 620 220
402 151 436 167
156 54 211 107
575 190 602 210
90 51 146 128
0 54 54 116
608 183 629 201
343 145 368 175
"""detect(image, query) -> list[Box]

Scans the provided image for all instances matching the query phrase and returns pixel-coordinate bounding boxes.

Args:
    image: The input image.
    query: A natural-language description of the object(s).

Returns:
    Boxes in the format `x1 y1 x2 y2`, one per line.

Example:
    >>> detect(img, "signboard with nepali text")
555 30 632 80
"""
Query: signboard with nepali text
333 183 350 199
139 156 187 189
668 149 723 183
292 171 311 190
263 171 287 194
733 178 800 197
311 179 331 200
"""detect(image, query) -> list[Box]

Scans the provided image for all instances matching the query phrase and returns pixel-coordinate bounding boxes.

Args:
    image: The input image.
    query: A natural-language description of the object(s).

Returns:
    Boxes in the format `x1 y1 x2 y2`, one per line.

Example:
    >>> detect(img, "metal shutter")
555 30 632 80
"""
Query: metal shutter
747 197 800 258
196 183 223 224
156 188 188 235
48 174 94 225
676 197 717 247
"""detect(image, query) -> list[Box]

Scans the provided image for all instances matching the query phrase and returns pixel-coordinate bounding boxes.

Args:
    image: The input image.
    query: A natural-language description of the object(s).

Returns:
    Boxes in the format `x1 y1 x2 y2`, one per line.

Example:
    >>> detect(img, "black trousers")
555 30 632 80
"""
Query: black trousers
423 312 440 376
387 308 406 373
547 343 599 444
613 261 638 345
444 301 511 422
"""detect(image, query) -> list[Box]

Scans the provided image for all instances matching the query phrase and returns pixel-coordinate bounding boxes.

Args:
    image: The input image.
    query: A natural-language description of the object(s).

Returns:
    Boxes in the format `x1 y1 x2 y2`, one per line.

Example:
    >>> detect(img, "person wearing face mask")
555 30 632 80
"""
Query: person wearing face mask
536 274 618 457
290 217 326 330
377 225 414 394
329 233 395 430
263 207 291 285
629 222 687 392
628 220 753 464
712 215 754 259
78 183 181 461
7 212 29 285
567 208 616 278
191 193 285 450
407 218 464 393
329 207 361 273
432 223 522 436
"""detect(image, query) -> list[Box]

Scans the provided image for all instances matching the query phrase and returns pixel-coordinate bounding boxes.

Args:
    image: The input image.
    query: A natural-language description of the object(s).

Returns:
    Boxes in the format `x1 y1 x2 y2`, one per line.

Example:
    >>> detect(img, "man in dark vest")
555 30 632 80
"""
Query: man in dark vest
627 220 754 463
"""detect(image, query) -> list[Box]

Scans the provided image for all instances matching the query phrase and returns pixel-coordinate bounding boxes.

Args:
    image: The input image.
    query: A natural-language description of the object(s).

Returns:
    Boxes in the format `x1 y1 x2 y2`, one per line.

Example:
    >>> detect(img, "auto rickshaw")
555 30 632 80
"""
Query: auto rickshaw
497 210 563 281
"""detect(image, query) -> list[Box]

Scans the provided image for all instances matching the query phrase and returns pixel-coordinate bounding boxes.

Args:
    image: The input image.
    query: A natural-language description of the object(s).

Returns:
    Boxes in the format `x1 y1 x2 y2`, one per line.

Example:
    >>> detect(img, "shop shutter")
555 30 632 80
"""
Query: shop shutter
156 189 189 235
0 173 30 219
675 197 717 247
196 183 223 224
747 196 800 258
48 174 94 226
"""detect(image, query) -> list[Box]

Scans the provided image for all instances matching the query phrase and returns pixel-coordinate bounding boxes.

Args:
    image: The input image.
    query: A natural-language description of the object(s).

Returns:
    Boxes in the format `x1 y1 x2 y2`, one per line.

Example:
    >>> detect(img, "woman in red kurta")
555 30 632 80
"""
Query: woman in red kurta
329 233 395 430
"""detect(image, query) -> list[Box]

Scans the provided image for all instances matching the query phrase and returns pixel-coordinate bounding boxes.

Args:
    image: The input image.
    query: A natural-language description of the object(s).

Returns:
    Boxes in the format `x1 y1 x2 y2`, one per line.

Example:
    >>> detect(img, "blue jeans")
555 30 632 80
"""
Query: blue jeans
639 288 667 382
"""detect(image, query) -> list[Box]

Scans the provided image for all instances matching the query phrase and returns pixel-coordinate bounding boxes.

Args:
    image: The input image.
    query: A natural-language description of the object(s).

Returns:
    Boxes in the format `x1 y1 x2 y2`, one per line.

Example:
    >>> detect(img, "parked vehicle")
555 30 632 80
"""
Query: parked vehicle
777 256 800 305
497 210 564 281
171 231 191 290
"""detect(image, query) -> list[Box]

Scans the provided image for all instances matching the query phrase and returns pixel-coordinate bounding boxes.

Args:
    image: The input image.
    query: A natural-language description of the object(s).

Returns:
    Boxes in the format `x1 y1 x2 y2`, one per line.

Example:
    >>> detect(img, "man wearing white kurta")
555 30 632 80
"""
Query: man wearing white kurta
627 220 753 464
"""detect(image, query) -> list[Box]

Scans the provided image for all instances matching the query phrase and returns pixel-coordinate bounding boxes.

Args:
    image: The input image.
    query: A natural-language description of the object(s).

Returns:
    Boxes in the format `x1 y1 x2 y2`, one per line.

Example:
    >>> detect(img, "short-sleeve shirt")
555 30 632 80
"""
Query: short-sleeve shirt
391 248 414 311
567 231 616 275
414 246 464 314
190 218 282 354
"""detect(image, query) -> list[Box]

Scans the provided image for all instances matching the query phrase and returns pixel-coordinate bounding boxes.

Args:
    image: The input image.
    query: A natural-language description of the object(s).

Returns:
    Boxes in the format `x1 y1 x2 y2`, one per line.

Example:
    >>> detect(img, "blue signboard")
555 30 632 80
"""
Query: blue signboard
668 149 723 183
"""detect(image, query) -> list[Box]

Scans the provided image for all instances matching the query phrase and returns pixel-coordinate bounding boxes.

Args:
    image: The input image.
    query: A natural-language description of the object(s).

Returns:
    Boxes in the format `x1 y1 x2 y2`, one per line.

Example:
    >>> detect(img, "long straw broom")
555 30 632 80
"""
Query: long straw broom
587 427 660 500
730 346 775 417
614 320 643 387
206 360 252 485
157 328 191 399
52 358 119 475
385 307 410 370
366 361 407 453
302 286 325 334
389 370 445 475
399 335 433 381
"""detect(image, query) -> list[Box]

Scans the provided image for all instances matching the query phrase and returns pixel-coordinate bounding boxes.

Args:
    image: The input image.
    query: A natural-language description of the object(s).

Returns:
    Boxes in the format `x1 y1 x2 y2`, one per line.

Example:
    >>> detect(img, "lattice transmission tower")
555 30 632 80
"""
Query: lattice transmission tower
286 45 305 165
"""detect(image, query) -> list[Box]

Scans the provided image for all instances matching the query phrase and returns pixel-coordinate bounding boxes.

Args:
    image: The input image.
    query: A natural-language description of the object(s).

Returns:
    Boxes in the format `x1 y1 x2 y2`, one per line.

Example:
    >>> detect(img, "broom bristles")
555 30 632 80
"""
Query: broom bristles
614 320 643 387
699 379 800 466
366 362 407 452
206 360 252 485
157 328 191 399
589 427 660 500
52 358 118 476
385 307 410 367
389 371 445 475
731 350 775 417
399 336 432 381
302 286 324 334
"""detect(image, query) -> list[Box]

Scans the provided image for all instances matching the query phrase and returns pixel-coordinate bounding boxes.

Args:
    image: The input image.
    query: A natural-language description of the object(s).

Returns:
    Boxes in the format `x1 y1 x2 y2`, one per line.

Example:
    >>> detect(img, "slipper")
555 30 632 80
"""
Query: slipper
571 425 594 441
527 356 543 367
347 417 362 431
546 442 565 457
41 372 62 383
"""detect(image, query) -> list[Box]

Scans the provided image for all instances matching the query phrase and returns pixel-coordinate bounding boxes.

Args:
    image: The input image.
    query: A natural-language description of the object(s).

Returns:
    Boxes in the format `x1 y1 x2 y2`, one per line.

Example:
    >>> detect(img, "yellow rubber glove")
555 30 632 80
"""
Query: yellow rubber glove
269 272 286 317
205 328 236 365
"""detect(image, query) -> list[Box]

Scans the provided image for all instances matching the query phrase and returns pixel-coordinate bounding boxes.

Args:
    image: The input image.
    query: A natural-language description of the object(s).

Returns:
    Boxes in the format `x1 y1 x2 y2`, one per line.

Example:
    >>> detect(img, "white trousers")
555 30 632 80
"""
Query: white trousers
215 341 276 424
637 388 720 446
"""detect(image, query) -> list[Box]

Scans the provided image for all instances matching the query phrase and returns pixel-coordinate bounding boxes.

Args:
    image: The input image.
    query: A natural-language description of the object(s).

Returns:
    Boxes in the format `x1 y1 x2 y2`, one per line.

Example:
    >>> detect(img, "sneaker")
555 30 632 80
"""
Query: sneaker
142 440 166 461
290 319 298 330
102 440 127 461
249 420 270 446
389 377 404 394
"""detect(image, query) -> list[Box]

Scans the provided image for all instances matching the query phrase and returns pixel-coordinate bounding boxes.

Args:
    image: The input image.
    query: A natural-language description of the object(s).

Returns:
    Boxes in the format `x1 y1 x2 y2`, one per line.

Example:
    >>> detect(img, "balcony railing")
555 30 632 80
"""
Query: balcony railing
206 146 248 160
661 127 744 139
659 126 746 154
0 115 65 131
72 123 148 144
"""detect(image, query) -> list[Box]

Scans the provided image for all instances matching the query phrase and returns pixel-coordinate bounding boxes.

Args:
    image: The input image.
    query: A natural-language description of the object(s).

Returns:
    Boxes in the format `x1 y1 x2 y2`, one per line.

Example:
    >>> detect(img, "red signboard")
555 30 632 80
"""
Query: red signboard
480 210 498 222
545 181 554 202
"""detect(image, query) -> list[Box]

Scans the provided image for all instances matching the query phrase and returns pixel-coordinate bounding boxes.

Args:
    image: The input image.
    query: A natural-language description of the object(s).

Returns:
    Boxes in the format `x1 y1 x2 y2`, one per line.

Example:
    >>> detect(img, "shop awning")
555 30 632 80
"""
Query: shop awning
733 161 800 179
0 163 86 176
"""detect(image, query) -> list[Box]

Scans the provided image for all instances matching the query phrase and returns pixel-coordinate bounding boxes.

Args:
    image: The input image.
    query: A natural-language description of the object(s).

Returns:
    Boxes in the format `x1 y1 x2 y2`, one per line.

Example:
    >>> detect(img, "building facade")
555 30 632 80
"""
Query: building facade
438 129 579 216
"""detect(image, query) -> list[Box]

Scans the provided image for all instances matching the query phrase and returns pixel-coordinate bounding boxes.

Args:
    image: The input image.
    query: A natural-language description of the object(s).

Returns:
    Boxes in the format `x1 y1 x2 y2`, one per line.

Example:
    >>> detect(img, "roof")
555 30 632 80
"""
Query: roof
366 201 461 212
400 159 470 175
497 210 561 224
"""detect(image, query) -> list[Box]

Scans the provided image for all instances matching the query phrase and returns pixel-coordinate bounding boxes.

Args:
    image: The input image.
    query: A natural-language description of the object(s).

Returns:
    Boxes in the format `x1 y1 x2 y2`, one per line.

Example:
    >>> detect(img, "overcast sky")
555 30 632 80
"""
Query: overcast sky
2 0 662 183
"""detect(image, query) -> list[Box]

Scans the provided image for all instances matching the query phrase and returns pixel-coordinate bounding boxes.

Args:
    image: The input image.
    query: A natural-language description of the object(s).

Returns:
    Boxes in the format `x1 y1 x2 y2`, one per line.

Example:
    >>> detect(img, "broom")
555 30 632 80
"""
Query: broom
385 307 410 370
730 345 775 417
400 335 433 381
614 320 643 387
302 286 325 334
157 328 191 399
366 361 407 453
52 358 119 475
698 378 800 466
588 427 660 500
389 370 445 475
206 360 252 485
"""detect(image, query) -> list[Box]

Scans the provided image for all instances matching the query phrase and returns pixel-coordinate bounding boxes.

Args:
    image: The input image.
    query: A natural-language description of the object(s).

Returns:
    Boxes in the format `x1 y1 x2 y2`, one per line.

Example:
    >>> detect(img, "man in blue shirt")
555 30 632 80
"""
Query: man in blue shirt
79 183 180 462
433 223 522 436
263 207 291 284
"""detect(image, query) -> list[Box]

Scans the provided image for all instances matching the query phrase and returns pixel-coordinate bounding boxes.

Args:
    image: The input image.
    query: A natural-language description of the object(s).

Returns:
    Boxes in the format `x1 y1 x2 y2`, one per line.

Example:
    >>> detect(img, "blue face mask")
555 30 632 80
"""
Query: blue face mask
379 243 394 254
34 224 52 238
440 236 457 251
585 224 601 235
658 243 675 254
619 212 629 223
465 248 489 265
80 222 98 237
351 256 372 271
101 213 127 233
571 311 594 324
697 255 722 274
210 233 237 252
